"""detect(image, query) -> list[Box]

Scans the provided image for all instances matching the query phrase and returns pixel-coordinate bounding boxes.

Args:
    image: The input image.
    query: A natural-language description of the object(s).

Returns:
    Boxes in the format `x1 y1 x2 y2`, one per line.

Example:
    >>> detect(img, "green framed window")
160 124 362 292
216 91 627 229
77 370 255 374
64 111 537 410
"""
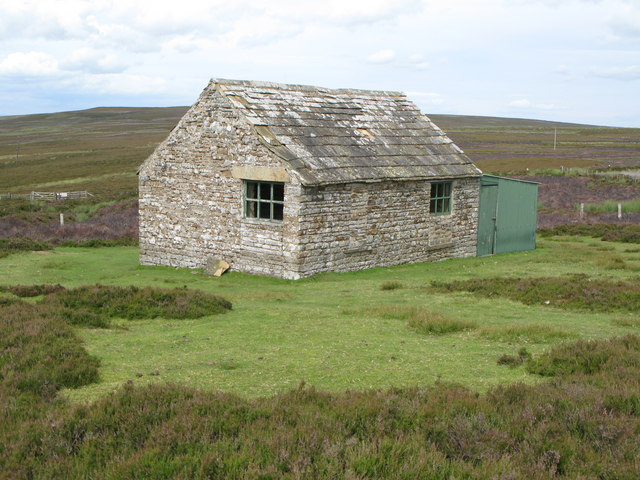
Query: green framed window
429 181 452 215
244 180 284 221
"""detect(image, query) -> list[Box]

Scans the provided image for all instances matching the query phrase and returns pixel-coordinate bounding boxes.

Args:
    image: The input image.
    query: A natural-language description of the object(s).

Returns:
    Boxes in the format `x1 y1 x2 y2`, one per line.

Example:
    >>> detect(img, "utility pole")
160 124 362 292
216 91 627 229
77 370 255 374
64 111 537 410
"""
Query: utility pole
553 128 557 151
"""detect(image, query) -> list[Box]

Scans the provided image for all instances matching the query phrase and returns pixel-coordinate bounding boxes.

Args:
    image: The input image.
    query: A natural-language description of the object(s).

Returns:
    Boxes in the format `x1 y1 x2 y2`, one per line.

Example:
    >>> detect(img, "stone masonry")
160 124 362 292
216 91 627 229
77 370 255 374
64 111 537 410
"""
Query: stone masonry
139 79 482 279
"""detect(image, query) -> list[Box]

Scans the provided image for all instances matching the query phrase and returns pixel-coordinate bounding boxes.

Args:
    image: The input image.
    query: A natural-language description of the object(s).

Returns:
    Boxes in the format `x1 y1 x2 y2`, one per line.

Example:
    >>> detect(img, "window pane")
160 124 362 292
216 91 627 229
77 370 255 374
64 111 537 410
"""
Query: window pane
429 181 452 215
259 183 271 200
244 180 285 221
259 201 271 219
273 183 284 201
273 203 284 220
246 181 258 200
246 200 257 218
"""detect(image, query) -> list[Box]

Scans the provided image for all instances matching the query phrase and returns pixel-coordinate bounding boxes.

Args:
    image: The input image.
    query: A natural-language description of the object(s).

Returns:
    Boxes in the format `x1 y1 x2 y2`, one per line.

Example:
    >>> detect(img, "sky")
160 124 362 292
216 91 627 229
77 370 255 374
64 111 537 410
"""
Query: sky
0 0 639 127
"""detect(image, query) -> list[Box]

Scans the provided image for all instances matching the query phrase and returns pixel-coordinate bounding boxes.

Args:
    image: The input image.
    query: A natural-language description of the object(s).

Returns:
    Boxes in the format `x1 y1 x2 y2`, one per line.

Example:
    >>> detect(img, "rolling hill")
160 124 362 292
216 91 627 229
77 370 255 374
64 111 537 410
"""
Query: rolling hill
1 107 638 202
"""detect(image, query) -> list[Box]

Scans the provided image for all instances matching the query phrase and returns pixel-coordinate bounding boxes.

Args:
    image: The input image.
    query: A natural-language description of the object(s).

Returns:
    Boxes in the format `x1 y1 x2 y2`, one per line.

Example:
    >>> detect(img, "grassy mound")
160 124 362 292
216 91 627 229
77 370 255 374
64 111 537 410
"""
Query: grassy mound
407 311 476 335
0 237 52 258
538 224 640 243
480 324 573 343
526 335 640 377
364 305 476 335
43 284 232 321
1 284 65 297
0 302 100 399
432 275 640 312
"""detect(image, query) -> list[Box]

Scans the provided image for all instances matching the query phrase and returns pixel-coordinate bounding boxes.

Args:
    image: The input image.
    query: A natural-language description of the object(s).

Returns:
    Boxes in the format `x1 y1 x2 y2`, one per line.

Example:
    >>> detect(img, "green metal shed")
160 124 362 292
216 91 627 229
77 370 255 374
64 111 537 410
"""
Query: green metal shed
477 175 539 256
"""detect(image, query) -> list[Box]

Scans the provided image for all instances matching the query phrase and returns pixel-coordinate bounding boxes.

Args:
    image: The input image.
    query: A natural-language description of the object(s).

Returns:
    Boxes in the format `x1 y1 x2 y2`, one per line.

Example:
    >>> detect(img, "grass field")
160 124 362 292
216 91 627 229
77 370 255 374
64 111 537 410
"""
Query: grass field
0 107 187 200
430 114 640 173
1 235 638 404
2 108 640 478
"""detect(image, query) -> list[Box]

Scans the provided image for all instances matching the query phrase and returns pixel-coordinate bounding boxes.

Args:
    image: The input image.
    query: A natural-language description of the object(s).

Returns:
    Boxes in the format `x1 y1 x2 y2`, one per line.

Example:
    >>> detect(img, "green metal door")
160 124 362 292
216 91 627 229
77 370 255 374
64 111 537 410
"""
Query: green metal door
477 181 498 256
477 175 538 256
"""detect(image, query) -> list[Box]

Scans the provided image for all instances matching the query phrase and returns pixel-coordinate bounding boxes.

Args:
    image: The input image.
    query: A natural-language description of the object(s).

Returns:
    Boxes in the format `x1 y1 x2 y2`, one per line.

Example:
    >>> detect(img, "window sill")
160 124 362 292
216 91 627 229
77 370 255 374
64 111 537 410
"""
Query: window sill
241 217 284 225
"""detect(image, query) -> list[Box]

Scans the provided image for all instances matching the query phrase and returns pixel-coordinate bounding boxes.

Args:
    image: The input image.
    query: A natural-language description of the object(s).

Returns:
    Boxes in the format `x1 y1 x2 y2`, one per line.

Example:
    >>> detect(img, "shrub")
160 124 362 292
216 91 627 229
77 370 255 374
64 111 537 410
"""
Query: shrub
480 324 573 343
2 335 640 478
612 316 640 328
497 354 521 367
43 284 232 320
432 275 640 312
0 237 52 258
538 224 640 244
4 336 639 479
407 311 476 335
364 305 476 335
5 284 66 297
0 302 100 398
363 305 417 320
526 335 640 376
380 281 403 291
58 238 138 247
497 347 531 367
51 307 112 328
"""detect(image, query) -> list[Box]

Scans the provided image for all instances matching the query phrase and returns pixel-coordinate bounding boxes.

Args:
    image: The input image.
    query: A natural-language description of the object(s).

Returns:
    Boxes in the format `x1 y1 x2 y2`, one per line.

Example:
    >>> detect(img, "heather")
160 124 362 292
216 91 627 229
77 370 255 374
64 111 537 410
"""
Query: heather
539 223 640 243
42 284 232 320
1 327 639 478
431 275 640 312
0 198 138 247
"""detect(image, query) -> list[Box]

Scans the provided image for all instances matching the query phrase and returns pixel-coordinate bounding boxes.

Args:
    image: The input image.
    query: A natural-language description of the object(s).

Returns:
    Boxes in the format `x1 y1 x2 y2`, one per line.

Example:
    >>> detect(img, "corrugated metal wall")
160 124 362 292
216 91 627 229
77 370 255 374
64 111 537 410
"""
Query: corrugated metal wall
477 175 538 256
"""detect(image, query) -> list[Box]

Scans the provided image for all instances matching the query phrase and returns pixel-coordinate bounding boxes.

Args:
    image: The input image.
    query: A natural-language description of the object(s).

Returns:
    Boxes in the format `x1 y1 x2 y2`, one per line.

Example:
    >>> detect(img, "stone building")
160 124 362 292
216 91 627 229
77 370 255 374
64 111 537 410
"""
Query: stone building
138 79 482 279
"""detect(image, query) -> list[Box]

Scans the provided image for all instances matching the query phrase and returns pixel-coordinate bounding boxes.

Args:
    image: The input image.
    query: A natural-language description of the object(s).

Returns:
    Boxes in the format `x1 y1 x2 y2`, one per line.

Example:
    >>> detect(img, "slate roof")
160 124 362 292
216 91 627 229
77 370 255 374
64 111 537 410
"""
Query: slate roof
212 79 481 185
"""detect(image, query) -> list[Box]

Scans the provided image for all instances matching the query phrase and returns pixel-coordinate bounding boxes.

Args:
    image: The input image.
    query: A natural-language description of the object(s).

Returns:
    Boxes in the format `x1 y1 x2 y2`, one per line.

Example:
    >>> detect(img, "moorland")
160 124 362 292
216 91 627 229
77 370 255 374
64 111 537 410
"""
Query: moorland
0 108 639 478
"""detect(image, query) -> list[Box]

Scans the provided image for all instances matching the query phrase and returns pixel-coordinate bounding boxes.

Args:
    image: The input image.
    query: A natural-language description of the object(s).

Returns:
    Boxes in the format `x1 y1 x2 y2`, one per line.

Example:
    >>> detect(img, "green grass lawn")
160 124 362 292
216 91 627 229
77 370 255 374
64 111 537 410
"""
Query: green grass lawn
1 236 638 404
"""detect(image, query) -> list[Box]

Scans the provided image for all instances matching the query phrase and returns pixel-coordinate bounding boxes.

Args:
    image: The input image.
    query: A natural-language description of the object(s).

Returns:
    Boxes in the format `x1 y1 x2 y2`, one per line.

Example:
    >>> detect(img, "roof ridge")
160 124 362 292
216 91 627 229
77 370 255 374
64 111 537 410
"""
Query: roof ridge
211 78 405 97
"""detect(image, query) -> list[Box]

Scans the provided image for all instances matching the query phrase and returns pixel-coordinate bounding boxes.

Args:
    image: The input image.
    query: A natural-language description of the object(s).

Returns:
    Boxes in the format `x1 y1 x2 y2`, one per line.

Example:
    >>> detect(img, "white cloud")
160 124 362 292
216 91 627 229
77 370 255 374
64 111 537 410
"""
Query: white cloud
607 3 640 39
368 49 396 64
0 51 60 76
509 98 560 110
257 0 423 27
406 91 444 105
589 65 640 80
162 34 213 54
63 48 128 74
80 73 167 95
536 103 560 110
220 16 304 48
406 53 430 70
509 99 532 108
0 0 639 125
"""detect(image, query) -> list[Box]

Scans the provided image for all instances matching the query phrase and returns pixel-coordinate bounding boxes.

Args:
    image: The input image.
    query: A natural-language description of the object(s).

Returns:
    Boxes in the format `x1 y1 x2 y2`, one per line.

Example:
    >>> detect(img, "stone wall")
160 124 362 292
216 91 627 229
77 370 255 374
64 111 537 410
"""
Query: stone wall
295 178 479 277
138 84 303 279
139 82 481 280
